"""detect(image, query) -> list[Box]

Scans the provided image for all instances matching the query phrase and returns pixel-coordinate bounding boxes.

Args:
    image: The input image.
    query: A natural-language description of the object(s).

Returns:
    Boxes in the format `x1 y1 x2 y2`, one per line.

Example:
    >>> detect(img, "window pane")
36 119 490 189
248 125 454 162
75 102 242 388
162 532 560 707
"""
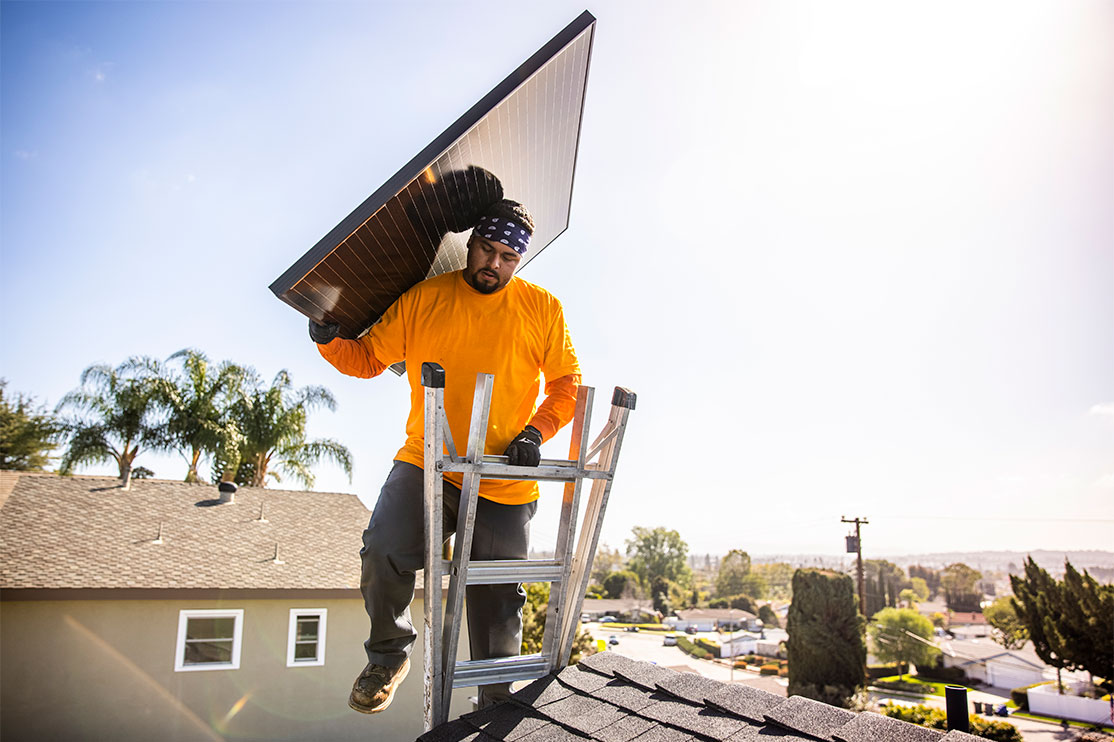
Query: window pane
185 617 235 641
184 639 233 665
296 617 319 641
294 642 318 661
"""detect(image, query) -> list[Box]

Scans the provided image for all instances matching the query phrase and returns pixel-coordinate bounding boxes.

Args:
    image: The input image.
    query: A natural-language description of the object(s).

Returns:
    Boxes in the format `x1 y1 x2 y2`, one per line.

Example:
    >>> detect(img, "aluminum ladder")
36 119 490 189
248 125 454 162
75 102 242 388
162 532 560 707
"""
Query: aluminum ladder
419 362 636 730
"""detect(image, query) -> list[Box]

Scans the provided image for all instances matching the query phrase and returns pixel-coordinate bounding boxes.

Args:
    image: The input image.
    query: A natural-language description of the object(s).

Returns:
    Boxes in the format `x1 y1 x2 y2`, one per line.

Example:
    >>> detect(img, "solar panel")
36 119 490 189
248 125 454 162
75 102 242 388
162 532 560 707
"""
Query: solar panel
270 11 596 343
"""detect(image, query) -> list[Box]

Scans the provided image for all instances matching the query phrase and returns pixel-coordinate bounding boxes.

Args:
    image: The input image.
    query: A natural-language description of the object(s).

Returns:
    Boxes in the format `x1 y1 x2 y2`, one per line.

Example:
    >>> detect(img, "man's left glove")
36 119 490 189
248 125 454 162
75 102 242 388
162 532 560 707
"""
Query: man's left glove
503 425 543 467
309 319 340 345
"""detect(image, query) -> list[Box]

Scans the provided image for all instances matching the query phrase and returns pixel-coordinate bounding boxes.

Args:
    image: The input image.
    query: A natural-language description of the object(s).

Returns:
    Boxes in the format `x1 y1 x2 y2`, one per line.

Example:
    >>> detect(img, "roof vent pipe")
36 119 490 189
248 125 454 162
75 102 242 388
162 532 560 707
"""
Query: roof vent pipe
218 481 237 504
945 685 970 732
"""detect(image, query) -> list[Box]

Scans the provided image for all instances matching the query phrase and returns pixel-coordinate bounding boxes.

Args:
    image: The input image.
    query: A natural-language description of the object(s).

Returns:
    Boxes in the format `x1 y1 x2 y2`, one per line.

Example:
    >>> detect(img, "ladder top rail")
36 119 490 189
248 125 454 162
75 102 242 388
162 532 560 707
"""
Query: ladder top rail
422 362 446 388
612 386 637 410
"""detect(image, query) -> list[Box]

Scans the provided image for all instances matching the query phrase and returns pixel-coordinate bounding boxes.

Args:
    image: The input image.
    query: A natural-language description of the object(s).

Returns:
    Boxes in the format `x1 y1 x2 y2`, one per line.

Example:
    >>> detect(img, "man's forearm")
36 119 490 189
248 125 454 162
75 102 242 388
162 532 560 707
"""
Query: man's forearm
318 336 390 379
528 373 581 441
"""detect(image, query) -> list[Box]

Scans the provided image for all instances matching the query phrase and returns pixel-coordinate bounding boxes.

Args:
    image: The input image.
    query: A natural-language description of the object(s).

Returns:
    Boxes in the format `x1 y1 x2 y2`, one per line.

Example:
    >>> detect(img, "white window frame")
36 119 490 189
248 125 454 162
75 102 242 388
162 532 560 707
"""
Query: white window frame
286 608 327 667
174 609 244 672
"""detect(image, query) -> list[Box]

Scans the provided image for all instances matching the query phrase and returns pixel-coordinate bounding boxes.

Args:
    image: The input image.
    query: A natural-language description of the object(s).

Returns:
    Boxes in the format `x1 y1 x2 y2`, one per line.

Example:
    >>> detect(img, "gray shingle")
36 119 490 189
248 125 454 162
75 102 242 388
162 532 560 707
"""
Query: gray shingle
707 683 785 723
833 712 943 742
463 703 550 741
593 680 659 713
724 724 802 740
656 672 725 705
556 664 612 694
511 674 575 708
629 724 695 741
578 650 632 678
539 694 628 735
763 696 856 742
613 661 679 691
515 721 590 741
592 715 656 742
939 732 986 742
639 695 749 739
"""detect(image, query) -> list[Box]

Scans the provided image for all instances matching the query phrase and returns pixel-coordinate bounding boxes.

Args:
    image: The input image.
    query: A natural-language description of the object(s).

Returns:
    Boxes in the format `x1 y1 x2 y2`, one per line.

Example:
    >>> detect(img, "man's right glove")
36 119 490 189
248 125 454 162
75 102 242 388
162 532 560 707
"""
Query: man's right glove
503 425 543 467
308 319 340 345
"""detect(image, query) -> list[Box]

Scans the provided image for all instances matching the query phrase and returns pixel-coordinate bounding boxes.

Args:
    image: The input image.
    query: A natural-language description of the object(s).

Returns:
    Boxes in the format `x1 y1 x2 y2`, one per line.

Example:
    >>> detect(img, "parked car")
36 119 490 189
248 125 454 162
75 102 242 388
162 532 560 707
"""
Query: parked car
663 634 678 646
624 626 640 632
608 635 619 646
684 626 698 635
599 616 617 623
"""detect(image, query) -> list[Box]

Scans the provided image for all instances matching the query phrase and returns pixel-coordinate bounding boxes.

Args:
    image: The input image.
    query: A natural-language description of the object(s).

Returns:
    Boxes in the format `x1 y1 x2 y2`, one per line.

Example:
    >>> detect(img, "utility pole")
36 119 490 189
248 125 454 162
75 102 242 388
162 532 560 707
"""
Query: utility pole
841 516 869 616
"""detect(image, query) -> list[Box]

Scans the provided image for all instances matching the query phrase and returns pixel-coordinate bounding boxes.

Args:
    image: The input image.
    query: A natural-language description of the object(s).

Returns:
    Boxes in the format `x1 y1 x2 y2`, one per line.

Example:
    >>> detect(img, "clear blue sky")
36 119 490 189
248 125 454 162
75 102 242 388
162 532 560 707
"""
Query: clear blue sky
3 0 1112 558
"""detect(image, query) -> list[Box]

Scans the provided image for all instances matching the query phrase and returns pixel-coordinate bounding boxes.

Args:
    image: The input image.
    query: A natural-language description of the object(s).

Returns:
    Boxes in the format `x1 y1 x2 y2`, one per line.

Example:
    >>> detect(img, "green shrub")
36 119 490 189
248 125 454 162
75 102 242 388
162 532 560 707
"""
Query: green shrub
760 664 779 675
677 637 711 661
915 666 967 684
881 704 1022 742
866 665 893 681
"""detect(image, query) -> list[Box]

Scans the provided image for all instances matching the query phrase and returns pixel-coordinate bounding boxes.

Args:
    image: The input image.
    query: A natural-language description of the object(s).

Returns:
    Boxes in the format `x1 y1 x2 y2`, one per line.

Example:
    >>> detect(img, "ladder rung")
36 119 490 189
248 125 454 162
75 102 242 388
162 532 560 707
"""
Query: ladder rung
438 459 612 482
462 559 564 585
452 654 550 688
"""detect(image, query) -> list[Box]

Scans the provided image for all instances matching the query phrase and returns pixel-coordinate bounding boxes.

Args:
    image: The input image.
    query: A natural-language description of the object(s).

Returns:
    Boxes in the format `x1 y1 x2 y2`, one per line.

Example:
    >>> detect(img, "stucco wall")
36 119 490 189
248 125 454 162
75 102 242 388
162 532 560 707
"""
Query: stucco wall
1 596 472 742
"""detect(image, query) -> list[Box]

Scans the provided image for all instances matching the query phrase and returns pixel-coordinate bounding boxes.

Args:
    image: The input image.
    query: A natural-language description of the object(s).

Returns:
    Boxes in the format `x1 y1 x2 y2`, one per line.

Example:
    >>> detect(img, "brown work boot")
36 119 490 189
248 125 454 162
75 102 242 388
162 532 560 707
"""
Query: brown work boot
348 658 410 714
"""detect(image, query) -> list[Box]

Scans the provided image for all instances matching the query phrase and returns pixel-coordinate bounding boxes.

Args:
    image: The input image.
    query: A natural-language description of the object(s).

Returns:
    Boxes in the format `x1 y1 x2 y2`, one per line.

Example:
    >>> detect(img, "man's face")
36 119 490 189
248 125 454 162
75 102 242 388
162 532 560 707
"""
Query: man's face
464 234 522 294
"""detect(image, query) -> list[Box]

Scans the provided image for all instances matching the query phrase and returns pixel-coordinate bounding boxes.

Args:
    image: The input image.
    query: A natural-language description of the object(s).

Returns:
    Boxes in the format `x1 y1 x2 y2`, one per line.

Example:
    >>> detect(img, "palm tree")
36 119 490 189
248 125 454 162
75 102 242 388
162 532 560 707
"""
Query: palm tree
159 349 246 483
56 358 168 489
226 369 352 489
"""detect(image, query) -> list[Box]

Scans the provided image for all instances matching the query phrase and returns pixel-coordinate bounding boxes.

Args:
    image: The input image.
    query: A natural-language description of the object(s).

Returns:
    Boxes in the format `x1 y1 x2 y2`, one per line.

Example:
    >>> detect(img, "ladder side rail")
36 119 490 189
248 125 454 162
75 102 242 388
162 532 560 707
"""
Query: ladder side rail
439 373 494 716
540 385 594 668
556 388 635 665
421 363 448 732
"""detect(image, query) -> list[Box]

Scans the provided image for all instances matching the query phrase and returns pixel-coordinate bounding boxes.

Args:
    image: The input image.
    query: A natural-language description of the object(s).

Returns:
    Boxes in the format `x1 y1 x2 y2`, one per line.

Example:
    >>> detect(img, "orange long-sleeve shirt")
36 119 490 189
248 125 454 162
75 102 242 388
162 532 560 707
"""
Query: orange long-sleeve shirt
318 270 581 504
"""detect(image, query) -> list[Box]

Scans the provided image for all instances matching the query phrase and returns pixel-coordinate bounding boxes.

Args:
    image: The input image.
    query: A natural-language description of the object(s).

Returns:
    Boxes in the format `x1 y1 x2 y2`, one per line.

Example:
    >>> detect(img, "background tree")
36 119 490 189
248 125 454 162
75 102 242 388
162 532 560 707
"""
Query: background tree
159 349 245 483
752 562 795 601
758 603 780 628
787 568 865 708
625 526 692 592
1058 561 1114 685
865 560 906 617
941 563 983 612
909 565 942 599
601 570 642 600
741 572 768 601
0 380 60 470
909 577 930 603
984 596 1029 650
1011 557 1070 691
56 358 167 489
715 549 752 597
221 369 352 488
521 582 594 663
869 607 939 679
590 544 624 586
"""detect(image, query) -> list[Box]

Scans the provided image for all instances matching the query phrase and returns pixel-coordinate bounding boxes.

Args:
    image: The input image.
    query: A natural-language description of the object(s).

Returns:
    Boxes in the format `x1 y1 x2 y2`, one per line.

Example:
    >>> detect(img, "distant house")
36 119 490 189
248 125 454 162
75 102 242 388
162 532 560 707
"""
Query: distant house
0 471 472 742
938 637 1046 689
719 631 761 658
669 608 761 632
756 628 789 658
947 611 990 638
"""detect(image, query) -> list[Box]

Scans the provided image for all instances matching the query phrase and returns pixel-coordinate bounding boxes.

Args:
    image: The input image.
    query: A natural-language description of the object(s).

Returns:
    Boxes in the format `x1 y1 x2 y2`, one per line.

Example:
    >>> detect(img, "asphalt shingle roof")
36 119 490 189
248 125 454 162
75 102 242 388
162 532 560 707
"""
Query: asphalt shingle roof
418 652 958 742
0 471 370 591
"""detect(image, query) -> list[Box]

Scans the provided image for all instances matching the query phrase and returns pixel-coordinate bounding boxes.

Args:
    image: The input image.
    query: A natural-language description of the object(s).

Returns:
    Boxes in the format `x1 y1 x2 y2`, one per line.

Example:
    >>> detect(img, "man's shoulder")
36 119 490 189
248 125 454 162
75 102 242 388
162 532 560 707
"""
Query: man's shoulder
401 270 460 299
508 276 563 307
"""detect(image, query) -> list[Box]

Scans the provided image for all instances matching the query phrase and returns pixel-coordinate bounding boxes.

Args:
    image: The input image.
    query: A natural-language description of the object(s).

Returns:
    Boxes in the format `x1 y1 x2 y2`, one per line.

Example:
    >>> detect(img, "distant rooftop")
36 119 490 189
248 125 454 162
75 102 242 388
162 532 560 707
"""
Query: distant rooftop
0 471 369 592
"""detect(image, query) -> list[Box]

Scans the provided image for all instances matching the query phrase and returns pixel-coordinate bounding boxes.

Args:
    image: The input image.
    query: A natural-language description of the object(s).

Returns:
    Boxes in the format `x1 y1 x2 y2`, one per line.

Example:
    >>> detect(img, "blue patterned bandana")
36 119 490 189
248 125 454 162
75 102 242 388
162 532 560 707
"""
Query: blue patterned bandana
473 216 531 255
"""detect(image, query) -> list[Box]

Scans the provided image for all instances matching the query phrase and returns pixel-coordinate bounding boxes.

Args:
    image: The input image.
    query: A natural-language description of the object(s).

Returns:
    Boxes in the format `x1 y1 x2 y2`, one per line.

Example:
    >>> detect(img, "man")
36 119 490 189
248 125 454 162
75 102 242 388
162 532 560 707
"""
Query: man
309 199 581 714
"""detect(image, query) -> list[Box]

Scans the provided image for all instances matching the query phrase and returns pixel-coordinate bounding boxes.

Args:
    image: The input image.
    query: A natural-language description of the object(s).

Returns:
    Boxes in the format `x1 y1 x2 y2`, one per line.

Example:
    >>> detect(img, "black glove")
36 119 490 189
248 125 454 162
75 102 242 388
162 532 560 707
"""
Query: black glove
503 425 543 467
308 319 340 345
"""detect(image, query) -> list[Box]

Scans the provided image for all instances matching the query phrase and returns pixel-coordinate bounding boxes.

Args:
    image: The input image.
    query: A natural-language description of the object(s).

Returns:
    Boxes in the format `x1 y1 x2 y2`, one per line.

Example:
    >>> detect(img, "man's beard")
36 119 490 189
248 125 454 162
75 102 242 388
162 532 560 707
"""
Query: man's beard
466 268 503 294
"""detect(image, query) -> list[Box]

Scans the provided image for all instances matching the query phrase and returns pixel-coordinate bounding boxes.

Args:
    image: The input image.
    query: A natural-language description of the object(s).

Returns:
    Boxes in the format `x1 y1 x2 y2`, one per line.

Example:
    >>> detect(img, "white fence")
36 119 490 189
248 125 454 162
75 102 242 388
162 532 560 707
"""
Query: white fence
1028 684 1113 725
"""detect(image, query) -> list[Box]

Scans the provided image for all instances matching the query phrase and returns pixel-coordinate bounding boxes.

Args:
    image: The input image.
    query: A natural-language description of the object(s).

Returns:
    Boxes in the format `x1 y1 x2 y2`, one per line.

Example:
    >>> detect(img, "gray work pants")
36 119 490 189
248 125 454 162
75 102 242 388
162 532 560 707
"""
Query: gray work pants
360 461 536 708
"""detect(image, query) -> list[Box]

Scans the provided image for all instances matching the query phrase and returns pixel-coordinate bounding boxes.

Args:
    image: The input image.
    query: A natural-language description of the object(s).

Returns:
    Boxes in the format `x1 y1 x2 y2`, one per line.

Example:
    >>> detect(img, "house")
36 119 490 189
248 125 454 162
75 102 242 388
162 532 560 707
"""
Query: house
0 471 473 742
756 628 789 658
670 608 762 632
947 611 990 639
719 630 761 658
938 637 1047 689
418 650 985 742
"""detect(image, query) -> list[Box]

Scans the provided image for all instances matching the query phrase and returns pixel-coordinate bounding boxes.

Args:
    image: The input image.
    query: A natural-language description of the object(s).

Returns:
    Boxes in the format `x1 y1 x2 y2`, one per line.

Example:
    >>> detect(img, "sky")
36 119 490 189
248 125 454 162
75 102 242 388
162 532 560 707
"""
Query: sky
2 0 1112 560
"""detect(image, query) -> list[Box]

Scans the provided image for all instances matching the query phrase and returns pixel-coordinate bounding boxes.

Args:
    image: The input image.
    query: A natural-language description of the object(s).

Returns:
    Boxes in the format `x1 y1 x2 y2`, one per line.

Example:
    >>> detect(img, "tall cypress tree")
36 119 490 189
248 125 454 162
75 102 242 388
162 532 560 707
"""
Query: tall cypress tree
787 569 866 708
1011 558 1069 691
1060 562 1114 685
